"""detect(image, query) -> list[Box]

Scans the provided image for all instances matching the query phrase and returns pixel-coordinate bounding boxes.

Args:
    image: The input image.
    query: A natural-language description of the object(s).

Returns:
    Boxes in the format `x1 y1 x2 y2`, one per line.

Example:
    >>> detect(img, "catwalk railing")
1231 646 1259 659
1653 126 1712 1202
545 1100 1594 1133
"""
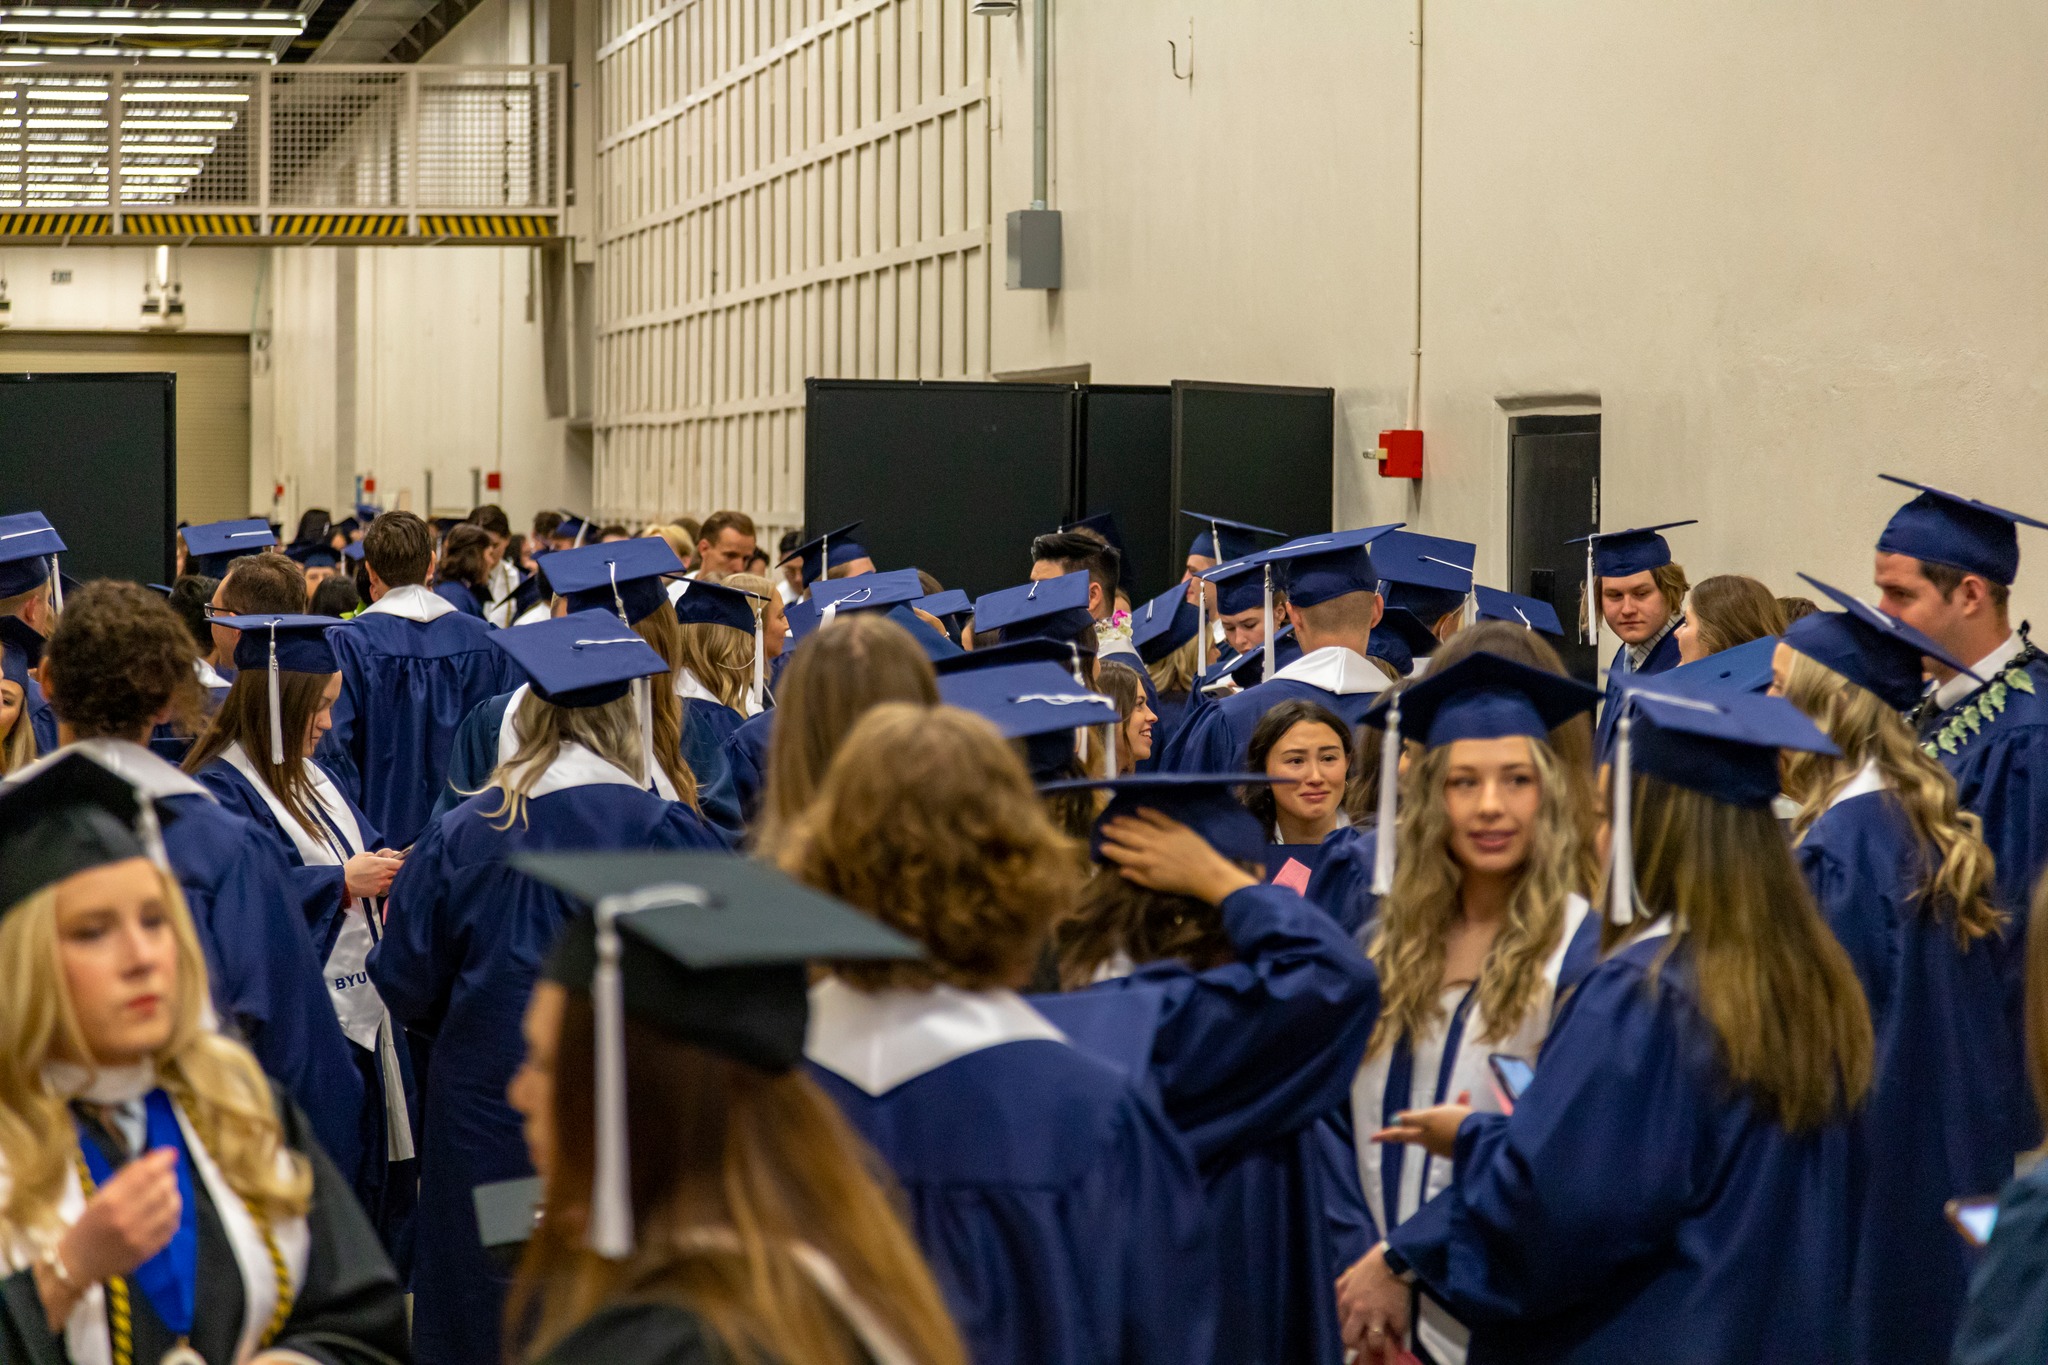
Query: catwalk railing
0 64 565 243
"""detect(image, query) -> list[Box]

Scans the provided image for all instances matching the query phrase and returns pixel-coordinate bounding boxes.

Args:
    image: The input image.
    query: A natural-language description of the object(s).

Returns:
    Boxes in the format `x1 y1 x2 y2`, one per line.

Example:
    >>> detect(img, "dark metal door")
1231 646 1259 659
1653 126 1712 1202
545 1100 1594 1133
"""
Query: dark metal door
1509 415 1600 682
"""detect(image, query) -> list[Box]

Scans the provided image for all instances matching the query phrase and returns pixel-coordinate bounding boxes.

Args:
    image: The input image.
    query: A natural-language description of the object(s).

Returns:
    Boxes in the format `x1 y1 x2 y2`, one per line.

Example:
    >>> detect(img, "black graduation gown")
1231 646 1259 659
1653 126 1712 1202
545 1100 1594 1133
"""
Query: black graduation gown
535 1300 876 1365
0 1098 411 1365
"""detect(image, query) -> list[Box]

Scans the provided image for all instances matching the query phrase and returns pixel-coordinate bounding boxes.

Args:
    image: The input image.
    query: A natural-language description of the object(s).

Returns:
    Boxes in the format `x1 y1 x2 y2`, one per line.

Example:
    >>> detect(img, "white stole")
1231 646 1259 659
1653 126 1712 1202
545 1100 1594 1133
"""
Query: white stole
498 686 678 802
803 978 1067 1097
359 583 457 623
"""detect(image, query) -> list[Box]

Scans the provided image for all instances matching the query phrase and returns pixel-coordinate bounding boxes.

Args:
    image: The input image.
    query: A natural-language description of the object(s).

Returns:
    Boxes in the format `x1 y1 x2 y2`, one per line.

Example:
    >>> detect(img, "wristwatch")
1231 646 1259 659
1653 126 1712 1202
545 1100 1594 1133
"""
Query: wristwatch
1381 1243 1418 1286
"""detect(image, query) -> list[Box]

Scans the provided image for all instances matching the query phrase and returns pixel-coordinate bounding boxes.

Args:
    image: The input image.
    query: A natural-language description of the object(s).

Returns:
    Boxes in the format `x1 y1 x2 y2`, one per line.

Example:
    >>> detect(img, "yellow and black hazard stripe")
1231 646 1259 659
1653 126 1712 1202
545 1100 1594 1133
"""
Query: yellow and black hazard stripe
418 214 556 240
121 213 259 237
270 213 409 238
0 211 110 236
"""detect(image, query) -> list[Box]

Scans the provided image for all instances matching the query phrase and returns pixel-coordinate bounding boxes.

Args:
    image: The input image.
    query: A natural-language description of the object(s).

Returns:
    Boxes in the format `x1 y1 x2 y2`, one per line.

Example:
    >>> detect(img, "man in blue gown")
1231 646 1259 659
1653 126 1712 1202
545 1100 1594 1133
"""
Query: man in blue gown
1566 520 1696 682
1872 477 2048 993
320 511 524 849
1166 526 1400 772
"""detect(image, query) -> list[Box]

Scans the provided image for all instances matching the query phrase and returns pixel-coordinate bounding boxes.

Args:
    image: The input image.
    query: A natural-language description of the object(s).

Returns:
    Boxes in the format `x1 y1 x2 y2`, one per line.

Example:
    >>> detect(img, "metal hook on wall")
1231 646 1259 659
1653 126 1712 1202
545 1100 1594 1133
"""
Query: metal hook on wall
1168 18 1192 83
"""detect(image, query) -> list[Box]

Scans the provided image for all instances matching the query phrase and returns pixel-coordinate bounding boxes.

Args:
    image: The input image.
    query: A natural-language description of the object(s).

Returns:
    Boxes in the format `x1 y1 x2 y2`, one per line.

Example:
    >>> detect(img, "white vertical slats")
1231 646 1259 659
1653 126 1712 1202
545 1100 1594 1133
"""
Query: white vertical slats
592 0 992 533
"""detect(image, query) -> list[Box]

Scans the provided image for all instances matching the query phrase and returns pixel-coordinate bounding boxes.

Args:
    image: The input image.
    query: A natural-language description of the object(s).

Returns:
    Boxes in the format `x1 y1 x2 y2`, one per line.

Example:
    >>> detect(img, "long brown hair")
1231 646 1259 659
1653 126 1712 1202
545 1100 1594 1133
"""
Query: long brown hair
1686 575 1786 657
1601 771 1873 1132
1427 621 1601 890
1243 698 1351 831
757 615 938 850
184 669 334 839
628 607 701 809
1778 650 2001 945
482 689 645 829
1055 870 1239 990
510 994 966 1365
2027 873 2048 1145
780 705 1080 993
1368 738 1582 1057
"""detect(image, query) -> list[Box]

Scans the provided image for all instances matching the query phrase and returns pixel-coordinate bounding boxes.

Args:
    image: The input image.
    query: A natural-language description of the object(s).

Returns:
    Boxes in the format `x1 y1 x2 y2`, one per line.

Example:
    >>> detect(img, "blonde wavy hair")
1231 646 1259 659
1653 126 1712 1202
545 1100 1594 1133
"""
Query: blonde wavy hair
1778 649 2002 945
0 679 35 776
674 620 754 712
780 704 1080 991
1146 630 1202 697
627 606 701 809
1367 737 1583 1058
0 865 311 1243
482 688 645 830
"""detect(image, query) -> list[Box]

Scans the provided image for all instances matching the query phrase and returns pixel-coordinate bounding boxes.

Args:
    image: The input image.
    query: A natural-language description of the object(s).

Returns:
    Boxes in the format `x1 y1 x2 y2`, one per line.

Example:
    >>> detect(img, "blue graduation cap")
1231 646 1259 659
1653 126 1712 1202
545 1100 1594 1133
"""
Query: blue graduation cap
916 588 972 622
0 511 64 600
973 571 1096 648
672 578 763 633
217 614 342 764
931 637 1077 676
811 567 926 617
1371 530 1477 626
354 503 383 523
1783 573 1981 711
1362 651 1601 894
938 659 1117 778
1601 685 1837 925
343 541 365 563
517 850 921 1256
1374 606 1441 670
183 518 277 577
1182 510 1285 563
1875 475 2048 587
779 522 870 587
488 609 669 709
492 571 547 621
1210 525 1402 682
1204 557 1269 618
0 616 41 689
542 539 684 624
289 544 341 571
1645 634 1778 698
553 511 591 546
1038 771 1291 865
1198 625 1301 694
1566 521 1696 579
1472 585 1565 637
331 516 361 540
1131 582 1201 664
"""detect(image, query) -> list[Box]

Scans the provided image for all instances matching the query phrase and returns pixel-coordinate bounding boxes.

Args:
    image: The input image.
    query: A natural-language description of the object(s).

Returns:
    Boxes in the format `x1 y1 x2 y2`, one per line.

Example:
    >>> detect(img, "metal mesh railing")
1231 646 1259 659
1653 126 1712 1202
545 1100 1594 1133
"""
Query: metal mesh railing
0 63 562 218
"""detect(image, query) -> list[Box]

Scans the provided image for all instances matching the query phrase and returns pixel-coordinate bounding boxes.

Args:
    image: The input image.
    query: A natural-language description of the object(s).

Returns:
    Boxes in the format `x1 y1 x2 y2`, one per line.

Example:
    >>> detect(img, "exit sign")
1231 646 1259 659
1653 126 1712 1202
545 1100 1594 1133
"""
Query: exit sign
50 269 70 284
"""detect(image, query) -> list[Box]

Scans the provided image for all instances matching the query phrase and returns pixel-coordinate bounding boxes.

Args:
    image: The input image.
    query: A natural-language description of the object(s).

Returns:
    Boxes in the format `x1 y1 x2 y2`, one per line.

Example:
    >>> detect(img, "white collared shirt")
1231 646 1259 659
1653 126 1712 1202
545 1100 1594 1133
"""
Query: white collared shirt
1935 631 2024 712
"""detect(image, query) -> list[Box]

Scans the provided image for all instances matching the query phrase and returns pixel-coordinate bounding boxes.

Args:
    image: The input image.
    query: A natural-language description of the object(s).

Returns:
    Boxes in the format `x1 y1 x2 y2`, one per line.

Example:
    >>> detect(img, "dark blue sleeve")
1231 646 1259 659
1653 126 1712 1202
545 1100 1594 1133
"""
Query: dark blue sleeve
1318 1110 1378 1259
434 693 507 822
1101 1093 1218 1365
1795 831 1896 1020
1956 728 2048 923
1139 883 1379 1168
1953 1168 2048 1365
28 680 56 753
656 804 736 851
316 630 367 809
1386 964 1704 1325
680 701 745 841
721 719 770 826
368 817 461 1038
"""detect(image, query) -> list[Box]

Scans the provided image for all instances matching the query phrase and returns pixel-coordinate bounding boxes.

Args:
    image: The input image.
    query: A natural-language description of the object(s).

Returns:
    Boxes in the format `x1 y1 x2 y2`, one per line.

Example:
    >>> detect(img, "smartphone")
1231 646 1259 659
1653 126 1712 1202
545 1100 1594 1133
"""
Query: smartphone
1488 1053 1535 1105
1946 1196 1999 1247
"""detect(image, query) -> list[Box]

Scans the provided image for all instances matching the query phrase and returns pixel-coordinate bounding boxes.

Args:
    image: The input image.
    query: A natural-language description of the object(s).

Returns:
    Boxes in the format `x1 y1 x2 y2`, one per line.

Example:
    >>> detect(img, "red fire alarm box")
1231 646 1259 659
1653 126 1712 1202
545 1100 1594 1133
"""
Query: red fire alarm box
1376 429 1423 480
486 471 503 491
363 476 377 493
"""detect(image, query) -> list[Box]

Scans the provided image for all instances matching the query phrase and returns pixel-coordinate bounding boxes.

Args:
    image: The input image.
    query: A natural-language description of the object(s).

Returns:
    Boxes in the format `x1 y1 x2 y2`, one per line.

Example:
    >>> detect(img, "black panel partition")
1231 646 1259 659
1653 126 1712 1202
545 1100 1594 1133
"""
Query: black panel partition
1077 385 1172 601
804 379 1077 599
1170 381 1335 542
0 373 176 587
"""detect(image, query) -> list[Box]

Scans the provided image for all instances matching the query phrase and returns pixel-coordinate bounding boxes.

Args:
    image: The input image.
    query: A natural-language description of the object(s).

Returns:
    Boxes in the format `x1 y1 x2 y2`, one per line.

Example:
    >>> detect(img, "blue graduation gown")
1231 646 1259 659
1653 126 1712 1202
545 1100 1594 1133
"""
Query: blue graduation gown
1065 884 1380 1364
1167 677 1383 774
809 1012 1216 1365
156 789 367 1185
1602 625 1682 681
1266 825 1377 937
193 758 420 1260
716 708 774 828
432 580 487 620
319 609 525 849
1144 690 1190 774
1797 789 2027 1363
1386 929 1858 1365
1 631 56 753
1953 1158 2048 1365
369 782 725 1365
433 690 513 822
681 695 747 839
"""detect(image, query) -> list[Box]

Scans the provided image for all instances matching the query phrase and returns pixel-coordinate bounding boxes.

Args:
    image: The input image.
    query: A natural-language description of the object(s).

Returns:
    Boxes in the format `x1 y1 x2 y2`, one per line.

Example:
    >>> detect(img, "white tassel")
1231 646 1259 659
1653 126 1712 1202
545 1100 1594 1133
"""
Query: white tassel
752 611 766 712
1261 565 1276 684
266 628 285 765
588 898 633 1259
635 677 654 785
821 600 839 627
1461 588 1478 629
135 797 171 872
1194 581 1208 674
377 1014 415 1161
1105 716 1118 775
1583 544 1599 647
1371 696 1401 895
1608 711 1636 925
48 556 61 613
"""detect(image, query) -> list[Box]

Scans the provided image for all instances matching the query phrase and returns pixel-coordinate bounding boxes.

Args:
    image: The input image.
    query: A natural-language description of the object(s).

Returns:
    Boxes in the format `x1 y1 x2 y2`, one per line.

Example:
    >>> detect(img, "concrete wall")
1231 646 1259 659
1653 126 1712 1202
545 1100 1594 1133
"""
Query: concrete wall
256 0 590 535
981 0 2048 621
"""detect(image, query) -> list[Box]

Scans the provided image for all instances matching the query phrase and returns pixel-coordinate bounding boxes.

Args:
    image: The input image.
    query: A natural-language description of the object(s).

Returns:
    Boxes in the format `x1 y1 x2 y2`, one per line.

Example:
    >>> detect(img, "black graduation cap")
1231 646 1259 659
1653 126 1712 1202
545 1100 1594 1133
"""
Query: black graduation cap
0 511 64 599
0 752 153 911
517 850 921 1257
332 516 362 540
1038 771 1291 864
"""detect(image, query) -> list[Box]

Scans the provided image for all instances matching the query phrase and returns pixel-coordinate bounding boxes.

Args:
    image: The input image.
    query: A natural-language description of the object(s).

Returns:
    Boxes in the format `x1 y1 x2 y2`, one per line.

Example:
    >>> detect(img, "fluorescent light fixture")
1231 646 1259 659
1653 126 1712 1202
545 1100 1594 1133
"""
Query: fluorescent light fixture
0 8 303 36
0 43 272 57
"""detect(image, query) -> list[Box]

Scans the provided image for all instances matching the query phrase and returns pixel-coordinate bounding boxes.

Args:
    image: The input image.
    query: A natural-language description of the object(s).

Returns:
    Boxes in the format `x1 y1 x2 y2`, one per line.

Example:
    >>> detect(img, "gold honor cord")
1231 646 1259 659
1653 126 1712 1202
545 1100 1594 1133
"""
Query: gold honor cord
73 1142 296 1365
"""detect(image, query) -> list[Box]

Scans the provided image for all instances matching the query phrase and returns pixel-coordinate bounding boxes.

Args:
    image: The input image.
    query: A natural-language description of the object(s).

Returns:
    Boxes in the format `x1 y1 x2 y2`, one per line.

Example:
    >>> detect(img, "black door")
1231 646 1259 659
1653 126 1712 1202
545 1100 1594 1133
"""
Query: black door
1077 385 1172 602
1509 415 1600 682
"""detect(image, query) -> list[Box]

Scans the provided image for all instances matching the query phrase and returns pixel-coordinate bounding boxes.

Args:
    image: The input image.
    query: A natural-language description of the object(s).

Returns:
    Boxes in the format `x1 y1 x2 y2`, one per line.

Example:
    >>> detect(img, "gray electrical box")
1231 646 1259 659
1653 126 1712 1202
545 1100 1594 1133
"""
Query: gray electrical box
1006 208 1063 290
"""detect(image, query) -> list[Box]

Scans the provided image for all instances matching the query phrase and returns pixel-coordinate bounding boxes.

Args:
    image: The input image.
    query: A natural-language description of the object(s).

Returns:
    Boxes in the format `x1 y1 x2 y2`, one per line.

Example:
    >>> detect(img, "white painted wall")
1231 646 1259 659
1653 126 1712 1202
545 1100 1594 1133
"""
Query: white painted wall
981 0 2048 620
0 248 264 334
